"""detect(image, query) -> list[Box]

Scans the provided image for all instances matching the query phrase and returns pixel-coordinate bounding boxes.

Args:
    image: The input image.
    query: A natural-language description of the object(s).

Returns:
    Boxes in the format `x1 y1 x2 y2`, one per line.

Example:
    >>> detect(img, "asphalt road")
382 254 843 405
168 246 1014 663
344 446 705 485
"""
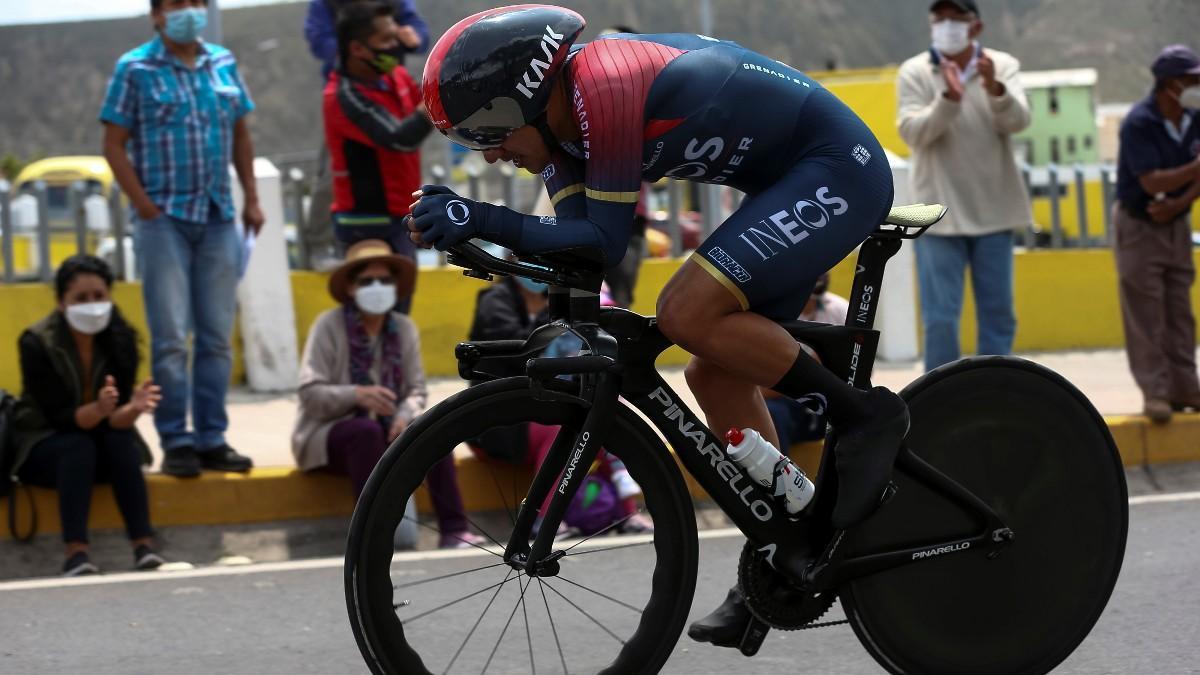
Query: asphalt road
1 487 1198 675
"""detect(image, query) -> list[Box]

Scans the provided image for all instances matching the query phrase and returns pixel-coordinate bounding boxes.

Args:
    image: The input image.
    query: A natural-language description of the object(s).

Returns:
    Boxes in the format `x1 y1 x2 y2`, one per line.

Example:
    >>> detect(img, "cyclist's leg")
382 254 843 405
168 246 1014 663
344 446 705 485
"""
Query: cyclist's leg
685 356 781 449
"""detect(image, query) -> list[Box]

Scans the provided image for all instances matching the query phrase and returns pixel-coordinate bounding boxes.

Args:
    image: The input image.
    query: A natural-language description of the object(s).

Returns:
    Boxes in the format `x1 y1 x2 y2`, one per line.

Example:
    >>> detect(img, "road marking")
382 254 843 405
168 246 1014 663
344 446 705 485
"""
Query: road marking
2 492 1196 593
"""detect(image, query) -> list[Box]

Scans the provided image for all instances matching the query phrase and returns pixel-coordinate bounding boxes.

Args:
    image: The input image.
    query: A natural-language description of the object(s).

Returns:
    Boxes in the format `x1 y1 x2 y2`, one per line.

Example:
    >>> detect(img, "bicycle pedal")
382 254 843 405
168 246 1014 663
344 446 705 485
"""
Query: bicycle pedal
738 617 770 657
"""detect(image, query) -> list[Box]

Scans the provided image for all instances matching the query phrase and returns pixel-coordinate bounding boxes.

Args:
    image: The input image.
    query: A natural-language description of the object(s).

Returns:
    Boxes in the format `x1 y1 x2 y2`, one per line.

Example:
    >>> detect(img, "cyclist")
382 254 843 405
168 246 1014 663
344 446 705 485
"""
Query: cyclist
408 4 910 649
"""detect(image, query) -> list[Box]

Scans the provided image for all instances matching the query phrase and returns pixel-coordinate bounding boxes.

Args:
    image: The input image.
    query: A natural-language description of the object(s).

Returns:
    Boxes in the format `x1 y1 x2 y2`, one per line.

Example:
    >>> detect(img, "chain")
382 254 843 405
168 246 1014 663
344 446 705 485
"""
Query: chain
798 618 849 630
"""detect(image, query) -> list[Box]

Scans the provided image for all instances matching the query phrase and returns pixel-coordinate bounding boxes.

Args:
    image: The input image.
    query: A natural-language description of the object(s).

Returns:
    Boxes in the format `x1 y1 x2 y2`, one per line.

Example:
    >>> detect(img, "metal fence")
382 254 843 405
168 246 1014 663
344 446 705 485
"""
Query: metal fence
0 163 1124 284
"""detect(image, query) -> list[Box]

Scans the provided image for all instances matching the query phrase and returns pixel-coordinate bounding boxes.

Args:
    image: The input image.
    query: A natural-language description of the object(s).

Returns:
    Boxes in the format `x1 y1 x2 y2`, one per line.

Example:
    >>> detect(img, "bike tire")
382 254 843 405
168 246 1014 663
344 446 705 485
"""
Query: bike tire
345 377 699 675
840 356 1128 675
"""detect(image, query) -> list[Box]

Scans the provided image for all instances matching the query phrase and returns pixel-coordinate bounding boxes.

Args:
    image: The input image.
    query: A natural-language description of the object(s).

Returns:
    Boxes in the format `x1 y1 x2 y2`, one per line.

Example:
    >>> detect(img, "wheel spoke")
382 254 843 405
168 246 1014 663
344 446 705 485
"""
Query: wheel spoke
486 459 517 527
561 510 641 553
520 576 536 675
537 579 569 675
481 576 529 674
564 539 654 558
555 574 643 613
405 513 505 557
542 578 626 645
442 568 516 675
394 561 510 591
401 575 516 625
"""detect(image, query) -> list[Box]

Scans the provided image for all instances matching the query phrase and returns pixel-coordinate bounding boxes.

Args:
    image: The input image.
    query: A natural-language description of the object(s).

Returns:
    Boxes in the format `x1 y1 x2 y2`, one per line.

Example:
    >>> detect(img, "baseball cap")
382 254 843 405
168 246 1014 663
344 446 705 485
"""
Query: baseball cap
1151 44 1200 78
929 0 980 15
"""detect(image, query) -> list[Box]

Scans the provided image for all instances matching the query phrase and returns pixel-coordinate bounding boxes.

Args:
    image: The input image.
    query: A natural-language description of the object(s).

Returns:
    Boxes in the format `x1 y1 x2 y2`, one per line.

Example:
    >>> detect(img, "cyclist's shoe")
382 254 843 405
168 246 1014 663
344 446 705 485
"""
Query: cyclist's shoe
687 586 769 655
831 387 909 530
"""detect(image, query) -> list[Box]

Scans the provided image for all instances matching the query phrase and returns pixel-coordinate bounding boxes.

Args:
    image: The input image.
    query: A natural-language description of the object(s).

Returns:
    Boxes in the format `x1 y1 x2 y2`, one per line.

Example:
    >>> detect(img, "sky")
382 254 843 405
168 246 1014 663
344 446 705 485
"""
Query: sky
0 0 293 26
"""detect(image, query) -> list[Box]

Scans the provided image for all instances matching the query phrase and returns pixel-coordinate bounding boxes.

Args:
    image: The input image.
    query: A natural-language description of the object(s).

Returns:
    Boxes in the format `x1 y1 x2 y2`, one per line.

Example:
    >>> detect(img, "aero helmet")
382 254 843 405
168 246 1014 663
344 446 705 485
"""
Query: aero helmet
423 5 586 149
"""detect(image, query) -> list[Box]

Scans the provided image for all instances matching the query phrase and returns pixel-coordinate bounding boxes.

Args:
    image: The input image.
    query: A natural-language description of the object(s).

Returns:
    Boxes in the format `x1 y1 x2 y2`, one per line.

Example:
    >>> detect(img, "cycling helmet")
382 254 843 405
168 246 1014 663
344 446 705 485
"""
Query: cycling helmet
423 5 586 150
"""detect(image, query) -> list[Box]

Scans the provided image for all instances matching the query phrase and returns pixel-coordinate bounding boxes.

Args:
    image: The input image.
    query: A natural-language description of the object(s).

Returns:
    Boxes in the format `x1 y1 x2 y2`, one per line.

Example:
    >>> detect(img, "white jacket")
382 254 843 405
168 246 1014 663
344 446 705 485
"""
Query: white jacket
896 47 1033 236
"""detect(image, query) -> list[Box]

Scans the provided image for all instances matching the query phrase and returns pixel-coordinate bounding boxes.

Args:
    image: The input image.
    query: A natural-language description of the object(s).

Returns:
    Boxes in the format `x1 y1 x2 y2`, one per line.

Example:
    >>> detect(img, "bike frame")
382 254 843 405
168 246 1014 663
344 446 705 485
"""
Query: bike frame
449 234 1013 588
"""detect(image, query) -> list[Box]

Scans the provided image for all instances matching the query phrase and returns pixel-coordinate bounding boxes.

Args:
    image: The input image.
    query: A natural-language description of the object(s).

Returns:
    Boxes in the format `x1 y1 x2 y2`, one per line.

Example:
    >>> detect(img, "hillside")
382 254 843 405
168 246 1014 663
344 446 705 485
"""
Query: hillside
0 0 1197 161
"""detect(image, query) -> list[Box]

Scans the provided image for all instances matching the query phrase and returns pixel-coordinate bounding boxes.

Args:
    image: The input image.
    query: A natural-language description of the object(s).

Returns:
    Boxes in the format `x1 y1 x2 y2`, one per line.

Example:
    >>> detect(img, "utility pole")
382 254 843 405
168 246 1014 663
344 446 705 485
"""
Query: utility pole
699 0 713 37
205 0 223 44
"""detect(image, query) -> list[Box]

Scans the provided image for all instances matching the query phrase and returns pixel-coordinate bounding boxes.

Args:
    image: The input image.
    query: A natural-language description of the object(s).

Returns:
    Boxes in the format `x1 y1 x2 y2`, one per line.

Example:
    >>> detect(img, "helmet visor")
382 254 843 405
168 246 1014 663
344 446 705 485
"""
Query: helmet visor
443 96 527 150
443 125 515 150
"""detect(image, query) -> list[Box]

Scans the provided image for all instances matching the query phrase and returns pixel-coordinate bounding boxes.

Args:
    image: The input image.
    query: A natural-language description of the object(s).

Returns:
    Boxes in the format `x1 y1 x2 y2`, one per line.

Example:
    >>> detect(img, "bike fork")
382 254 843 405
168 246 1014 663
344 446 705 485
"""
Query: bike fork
503 370 622 576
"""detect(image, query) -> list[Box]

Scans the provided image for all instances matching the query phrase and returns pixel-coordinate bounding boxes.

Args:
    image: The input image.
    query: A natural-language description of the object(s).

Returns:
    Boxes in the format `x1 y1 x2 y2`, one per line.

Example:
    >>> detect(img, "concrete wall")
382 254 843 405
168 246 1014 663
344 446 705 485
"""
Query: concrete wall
5 247 1198 393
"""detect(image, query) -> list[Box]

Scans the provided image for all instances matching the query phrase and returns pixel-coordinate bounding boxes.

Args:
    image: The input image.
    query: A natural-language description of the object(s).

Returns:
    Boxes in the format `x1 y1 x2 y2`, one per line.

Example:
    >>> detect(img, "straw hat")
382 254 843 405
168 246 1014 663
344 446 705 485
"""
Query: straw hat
327 239 417 305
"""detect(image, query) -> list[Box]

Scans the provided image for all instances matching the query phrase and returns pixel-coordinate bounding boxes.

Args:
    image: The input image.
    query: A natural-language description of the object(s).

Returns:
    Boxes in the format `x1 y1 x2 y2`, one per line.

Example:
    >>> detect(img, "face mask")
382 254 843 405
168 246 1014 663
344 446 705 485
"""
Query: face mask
931 20 971 56
65 301 113 335
1178 85 1200 110
163 7 207 44
517 277 548 294
354 281 396 315
365 46 403 74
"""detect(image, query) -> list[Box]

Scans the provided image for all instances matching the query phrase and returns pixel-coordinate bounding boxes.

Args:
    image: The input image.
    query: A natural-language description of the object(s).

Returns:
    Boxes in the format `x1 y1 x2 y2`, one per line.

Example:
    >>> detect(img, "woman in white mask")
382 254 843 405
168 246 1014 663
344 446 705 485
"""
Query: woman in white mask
291 240 484 549
11 255 164 576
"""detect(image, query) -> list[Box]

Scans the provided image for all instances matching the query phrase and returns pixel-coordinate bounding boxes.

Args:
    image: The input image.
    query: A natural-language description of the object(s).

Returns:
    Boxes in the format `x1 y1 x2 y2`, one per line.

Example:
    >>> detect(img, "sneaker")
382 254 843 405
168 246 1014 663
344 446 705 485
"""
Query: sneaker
617 513 654 534
197 444 254 473
831 387 909 530
1169 395 1200 413
439 531 488 550
161 446 201 478
1144 398 1172 424
611 469 642 500
63 552 100 577
687 586 758 649
133 545 166 571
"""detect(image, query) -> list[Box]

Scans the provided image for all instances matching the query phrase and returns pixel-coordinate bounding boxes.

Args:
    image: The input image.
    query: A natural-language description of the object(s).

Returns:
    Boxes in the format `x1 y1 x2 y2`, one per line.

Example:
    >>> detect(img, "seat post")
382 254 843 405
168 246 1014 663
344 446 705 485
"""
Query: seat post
846 237 903 331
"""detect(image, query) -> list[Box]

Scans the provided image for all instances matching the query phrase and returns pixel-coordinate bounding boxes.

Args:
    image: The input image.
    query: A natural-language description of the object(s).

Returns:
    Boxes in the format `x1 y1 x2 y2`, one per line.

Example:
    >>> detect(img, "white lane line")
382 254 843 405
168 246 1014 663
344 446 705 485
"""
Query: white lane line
1127 490 1200 505
2 492 1195 593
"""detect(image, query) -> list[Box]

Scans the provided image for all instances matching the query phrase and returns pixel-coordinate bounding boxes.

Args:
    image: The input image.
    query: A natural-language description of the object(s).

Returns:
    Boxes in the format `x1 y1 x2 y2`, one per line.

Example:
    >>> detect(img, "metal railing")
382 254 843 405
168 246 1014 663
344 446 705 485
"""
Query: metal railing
0 163 1127 282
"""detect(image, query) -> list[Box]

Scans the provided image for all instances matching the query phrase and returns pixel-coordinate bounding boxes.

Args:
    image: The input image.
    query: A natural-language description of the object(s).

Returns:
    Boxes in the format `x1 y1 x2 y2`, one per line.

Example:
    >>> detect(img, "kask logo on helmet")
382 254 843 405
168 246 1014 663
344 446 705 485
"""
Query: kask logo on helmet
515 25 566 99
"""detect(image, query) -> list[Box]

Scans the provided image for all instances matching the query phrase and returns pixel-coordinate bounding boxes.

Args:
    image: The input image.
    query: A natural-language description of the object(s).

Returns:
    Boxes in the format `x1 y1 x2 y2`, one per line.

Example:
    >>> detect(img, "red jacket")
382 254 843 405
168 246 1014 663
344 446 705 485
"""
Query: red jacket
323 67 432 217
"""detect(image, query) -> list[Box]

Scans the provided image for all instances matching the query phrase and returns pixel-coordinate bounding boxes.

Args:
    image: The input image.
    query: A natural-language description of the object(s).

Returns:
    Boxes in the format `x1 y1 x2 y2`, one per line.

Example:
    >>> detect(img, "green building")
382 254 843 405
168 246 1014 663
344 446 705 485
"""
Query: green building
1013 68 1100 167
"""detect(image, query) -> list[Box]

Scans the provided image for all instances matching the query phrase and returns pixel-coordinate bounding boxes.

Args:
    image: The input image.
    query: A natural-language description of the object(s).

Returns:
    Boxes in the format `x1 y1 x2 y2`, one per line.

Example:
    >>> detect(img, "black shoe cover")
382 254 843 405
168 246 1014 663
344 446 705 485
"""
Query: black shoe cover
688 585 769 655
831 387 909 529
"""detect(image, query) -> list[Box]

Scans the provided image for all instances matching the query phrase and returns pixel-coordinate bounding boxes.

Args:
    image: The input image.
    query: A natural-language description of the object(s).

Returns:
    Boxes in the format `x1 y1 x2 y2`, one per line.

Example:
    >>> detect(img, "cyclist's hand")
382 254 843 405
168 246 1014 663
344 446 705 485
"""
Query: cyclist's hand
409 185 483 251
941 61 964 102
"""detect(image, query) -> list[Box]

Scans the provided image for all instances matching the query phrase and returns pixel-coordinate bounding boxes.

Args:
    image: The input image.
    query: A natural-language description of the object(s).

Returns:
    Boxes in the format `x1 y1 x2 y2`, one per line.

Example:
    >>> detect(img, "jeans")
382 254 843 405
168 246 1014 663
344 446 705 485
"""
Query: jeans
765 397 827 451
136 209 240 451
18 428 153 544
914 231 1016 372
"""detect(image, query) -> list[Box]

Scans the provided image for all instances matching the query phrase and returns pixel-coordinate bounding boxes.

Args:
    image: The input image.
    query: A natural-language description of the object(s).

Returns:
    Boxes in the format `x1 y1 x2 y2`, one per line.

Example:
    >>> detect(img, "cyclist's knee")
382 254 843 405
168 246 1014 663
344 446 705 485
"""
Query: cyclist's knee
657 289 703 353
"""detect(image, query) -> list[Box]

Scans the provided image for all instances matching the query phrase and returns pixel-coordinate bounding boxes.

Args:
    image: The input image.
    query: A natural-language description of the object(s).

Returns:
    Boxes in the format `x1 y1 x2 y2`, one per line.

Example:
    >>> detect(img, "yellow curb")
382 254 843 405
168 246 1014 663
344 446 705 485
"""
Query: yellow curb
3 414 1196 540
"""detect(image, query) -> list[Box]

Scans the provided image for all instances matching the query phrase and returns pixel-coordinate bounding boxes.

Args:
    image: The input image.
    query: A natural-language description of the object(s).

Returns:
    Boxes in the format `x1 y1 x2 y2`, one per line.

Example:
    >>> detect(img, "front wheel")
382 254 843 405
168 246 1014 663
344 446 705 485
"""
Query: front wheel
840 356 1128 674
345 377 699 674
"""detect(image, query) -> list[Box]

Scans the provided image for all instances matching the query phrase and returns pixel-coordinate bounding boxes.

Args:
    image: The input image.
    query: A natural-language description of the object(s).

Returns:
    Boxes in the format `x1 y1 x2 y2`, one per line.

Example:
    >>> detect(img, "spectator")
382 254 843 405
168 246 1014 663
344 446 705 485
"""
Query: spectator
11 256 164 576
292 240 483 548
100 0 261 478
323 0 433 289
304 0 429 270
1113 45 1200 423
467 275 652 534
763 273 850 451
897 0 1032 371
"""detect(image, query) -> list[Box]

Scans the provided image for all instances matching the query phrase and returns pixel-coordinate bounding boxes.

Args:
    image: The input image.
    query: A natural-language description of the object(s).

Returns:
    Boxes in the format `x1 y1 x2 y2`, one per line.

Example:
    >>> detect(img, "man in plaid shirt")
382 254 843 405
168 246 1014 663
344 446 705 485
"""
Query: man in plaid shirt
100 0 262 478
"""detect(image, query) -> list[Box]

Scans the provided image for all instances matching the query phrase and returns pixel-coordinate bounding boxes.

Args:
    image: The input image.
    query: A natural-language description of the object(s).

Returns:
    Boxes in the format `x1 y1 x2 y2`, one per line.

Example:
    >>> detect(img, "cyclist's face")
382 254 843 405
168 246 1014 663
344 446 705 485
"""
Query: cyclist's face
481 126 550 173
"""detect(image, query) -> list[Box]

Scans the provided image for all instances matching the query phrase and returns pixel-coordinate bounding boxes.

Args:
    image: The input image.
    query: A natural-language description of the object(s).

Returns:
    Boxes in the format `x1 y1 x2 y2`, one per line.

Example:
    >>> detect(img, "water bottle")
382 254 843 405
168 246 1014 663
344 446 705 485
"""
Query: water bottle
725 428 815 515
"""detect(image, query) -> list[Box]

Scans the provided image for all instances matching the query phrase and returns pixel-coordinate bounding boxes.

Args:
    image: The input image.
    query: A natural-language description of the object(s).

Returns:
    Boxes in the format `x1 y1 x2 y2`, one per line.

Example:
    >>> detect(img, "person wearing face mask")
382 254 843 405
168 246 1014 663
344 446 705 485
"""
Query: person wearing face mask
11 256 165 576
100 0 261 478
1113 45 1200 424
897 0 1032 373
291 240 483 549
323 0 434 307
303 0 428 270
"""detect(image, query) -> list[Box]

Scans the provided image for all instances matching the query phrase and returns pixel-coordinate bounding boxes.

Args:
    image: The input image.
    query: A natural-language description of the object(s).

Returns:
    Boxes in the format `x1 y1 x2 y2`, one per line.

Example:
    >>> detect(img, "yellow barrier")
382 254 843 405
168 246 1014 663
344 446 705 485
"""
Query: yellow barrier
3 248 1200 393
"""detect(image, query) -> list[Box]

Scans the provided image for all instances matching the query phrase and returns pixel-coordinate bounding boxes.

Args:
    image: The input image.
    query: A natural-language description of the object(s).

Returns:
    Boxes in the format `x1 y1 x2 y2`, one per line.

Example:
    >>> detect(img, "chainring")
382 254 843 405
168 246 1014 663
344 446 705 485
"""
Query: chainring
738 541 837 630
